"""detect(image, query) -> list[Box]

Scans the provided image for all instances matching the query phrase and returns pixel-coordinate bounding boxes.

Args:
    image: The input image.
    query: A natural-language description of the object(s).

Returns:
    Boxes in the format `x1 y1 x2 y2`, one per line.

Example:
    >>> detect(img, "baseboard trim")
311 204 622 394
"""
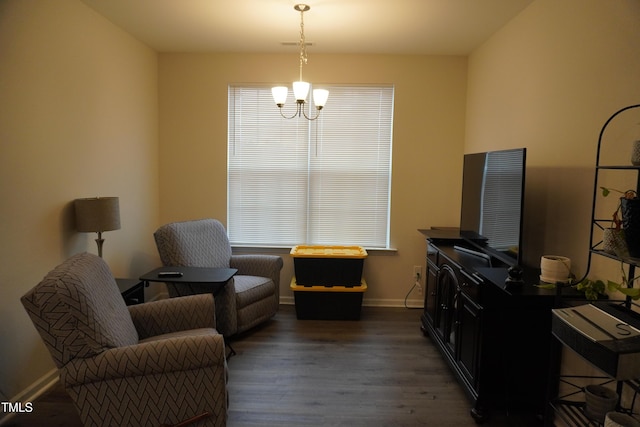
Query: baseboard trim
0 368 59 426
280 295 423 309
158 291 423 309
364 298 424 308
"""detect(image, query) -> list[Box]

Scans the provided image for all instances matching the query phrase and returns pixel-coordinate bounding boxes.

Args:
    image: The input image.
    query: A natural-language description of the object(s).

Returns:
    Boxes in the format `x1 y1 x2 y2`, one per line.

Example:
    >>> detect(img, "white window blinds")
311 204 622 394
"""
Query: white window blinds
228 84 394 248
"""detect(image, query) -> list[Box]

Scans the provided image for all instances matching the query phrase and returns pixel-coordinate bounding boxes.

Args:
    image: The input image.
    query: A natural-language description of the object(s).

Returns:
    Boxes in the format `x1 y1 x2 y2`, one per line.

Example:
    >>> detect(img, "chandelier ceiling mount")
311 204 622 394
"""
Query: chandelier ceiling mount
272 4 328 121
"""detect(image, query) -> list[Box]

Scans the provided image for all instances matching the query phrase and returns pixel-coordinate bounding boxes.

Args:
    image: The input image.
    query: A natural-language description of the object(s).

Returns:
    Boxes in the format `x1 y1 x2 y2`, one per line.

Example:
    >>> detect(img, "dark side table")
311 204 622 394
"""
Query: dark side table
139 266 237 296
139 266 239 358
116 278 146 305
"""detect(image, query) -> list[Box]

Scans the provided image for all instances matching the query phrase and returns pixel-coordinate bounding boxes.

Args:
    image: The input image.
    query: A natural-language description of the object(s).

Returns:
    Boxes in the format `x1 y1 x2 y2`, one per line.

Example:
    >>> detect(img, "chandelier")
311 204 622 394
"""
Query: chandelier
272 4 328 121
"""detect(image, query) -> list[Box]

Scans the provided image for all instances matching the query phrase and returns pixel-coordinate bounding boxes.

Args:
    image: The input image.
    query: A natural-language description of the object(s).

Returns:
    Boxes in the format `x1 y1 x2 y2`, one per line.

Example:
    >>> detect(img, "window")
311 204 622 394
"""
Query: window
228 84 394 248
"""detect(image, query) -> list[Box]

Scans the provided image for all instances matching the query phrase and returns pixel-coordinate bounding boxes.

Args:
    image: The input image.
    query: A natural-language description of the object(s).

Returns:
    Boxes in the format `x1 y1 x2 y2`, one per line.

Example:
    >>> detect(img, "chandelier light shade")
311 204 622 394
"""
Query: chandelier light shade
313 88 329 107
74 196 121 257
272 4 328 120
272 86 289 106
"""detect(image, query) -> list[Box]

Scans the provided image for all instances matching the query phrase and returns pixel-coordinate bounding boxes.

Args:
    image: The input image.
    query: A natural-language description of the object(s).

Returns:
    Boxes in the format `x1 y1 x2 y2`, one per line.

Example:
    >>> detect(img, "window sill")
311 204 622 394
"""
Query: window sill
231 245 398 255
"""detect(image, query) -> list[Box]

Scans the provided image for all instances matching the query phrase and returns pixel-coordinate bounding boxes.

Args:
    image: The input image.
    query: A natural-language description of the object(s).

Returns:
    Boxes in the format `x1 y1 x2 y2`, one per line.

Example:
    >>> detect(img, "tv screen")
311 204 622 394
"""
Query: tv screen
459 148 527 265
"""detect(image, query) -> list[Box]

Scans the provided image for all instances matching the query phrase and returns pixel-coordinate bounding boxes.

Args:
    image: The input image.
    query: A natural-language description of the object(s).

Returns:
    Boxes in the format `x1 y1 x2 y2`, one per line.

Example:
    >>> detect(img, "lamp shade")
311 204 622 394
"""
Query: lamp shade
75 197 121 232
312 89 329 108
272 86 288 106
293 81 310 101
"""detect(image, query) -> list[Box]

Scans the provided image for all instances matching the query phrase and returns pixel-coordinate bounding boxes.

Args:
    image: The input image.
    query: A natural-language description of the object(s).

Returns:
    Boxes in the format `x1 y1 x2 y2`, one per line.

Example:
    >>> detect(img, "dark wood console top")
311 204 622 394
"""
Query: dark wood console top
475 267 557 298
420 228 584 300
418 228 462 240
420 228 549 299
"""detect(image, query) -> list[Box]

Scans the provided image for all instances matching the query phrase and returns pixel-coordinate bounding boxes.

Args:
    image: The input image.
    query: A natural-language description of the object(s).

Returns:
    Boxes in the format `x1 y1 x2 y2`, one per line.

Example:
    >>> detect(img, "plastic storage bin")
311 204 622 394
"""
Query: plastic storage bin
290 277 367 320
290 245 367 286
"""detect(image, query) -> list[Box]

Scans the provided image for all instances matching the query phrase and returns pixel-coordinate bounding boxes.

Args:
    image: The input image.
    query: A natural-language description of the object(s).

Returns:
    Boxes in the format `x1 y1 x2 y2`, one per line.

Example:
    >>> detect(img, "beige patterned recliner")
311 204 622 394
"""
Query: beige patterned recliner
154 219 283 337
21 252 228 427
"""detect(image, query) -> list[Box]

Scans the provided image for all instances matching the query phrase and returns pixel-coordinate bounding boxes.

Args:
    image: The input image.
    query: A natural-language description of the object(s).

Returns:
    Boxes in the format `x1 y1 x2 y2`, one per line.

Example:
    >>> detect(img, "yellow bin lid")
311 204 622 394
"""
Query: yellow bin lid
290 245 368 259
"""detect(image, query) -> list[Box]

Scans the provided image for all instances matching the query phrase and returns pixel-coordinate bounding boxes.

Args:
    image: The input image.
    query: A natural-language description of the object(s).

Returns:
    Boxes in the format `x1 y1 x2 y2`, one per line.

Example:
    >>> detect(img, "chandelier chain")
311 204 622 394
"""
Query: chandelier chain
298 7 308 82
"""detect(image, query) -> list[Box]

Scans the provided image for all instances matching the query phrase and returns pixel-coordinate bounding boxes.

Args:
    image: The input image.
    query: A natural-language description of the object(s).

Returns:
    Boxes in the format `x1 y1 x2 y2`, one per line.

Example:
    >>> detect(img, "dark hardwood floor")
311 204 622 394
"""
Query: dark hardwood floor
4 305 542 426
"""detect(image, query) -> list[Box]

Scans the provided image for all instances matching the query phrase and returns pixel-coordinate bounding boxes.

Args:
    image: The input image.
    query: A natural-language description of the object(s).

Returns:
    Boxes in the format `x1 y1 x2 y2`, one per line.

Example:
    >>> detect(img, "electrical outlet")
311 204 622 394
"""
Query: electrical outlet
413 265 423 294
413 265 422 282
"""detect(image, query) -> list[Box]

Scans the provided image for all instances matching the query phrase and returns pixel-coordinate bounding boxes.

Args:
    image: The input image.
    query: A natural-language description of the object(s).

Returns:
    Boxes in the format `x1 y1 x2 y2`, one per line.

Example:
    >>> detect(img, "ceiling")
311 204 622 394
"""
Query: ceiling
81 0 535 55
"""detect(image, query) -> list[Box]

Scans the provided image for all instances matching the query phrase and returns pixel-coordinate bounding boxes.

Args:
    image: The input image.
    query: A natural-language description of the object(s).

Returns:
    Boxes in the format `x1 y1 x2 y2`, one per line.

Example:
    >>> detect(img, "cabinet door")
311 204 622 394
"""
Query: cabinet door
456 291 482 390
436 264 458 350
424 259 439 325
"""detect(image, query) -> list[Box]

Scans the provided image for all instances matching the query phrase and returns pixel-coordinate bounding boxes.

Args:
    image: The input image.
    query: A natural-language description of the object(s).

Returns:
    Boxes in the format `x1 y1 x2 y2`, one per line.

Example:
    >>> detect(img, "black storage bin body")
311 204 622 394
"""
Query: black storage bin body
291 278 367 320
293 257 364 286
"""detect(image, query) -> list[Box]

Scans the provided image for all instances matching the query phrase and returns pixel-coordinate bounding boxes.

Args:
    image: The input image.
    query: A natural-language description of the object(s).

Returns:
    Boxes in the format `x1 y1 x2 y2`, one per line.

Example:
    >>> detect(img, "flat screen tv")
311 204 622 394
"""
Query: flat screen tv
459 148 527 266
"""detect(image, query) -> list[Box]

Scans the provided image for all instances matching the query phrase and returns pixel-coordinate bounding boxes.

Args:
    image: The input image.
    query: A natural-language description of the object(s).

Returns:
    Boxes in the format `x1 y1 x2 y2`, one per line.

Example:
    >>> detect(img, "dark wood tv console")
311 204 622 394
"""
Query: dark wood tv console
418 229 562 422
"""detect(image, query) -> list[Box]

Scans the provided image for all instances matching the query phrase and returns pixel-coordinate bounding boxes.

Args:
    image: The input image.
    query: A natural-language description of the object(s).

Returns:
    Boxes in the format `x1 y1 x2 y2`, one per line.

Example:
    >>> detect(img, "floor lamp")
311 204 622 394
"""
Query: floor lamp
74 197 121 257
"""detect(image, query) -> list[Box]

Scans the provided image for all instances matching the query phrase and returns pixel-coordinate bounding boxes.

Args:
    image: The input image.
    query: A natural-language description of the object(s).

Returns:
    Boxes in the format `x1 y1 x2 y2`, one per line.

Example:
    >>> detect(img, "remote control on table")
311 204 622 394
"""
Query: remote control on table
157 271 183 278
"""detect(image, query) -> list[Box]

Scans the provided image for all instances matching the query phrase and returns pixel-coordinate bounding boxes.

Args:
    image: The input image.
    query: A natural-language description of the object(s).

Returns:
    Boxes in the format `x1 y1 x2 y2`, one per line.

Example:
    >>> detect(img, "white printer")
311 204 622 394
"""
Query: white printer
552 302 640 380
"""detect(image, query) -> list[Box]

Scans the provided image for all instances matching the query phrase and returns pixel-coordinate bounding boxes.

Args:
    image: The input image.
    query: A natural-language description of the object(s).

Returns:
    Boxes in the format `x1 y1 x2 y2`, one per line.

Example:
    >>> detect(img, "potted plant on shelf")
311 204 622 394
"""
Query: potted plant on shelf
540 274 640 301
536 275 609 300
601 188 629 257
601 187 639 258
573 274 640 301
610 261 640 300
572 278 606 300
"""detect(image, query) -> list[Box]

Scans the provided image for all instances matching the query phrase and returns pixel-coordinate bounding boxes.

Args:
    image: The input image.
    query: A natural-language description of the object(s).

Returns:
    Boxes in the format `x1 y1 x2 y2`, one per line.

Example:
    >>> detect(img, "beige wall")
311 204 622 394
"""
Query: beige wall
158 53 468 305
466 0 640 383
466 0 640 277
0 0 159 401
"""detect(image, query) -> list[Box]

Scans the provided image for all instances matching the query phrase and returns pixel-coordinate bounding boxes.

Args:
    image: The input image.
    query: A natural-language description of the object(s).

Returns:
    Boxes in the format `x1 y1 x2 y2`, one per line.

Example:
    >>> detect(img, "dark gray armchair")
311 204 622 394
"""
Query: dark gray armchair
154 218 283 337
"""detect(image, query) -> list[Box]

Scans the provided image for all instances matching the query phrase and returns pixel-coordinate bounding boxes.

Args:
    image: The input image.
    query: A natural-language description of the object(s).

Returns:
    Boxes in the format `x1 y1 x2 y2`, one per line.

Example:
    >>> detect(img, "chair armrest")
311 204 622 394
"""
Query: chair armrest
128 294 216 340
230 255 283 287
61 331 226 387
